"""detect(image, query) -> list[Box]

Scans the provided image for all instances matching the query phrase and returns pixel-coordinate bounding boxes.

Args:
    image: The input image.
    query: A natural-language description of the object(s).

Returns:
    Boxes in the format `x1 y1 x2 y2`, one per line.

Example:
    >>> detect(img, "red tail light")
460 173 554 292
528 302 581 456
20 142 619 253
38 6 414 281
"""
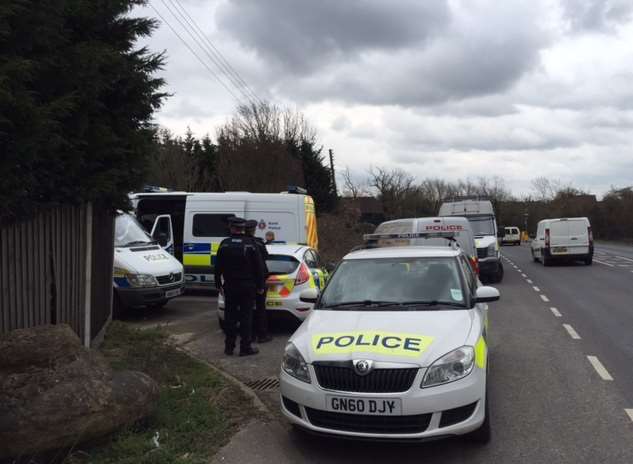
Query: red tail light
545 228 550 248
295 263 311 286
469 256 480 275
588 226 593 245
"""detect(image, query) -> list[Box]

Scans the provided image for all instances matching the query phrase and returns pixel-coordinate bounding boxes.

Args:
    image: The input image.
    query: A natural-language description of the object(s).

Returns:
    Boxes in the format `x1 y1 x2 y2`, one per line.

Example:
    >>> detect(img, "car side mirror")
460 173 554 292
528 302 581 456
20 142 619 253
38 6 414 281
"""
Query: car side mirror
156 232 168 247
325 262 337 273
299 288 319 304
476 286 500 303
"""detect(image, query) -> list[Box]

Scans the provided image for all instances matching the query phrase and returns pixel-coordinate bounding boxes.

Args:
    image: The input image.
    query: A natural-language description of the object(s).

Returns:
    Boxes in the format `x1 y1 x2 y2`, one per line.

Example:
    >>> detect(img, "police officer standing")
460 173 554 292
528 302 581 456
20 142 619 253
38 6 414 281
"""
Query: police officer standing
245 220 272 343
215 217 266 356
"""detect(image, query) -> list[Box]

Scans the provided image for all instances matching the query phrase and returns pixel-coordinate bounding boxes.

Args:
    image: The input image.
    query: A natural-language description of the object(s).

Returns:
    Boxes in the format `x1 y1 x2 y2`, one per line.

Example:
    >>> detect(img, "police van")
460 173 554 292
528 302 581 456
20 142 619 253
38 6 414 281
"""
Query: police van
439 199 503 283
129 189 318 289
370 217 479 274
113 212 184 313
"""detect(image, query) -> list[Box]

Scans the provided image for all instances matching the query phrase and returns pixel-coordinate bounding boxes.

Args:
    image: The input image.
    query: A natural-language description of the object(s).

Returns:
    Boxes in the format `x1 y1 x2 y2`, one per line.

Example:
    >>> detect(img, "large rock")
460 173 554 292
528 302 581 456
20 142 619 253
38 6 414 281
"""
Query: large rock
0 324 159 459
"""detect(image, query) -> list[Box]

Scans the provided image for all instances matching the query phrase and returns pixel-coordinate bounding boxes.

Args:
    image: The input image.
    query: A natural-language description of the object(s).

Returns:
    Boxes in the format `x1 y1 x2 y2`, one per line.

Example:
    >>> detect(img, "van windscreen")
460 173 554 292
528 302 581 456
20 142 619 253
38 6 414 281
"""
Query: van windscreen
467 215 495 236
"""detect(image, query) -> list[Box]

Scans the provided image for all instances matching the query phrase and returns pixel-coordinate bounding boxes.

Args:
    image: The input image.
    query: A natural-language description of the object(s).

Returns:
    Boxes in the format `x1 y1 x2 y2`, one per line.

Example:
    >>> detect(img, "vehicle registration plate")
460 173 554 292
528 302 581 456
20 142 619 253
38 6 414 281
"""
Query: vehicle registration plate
553 247 567 253
326 395 402 416
165 288 181 298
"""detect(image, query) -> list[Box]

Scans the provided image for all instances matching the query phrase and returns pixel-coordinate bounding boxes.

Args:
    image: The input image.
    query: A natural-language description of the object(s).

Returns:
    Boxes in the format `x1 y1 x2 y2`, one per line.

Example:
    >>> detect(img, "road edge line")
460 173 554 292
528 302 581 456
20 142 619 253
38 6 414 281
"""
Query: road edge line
587 355 614 381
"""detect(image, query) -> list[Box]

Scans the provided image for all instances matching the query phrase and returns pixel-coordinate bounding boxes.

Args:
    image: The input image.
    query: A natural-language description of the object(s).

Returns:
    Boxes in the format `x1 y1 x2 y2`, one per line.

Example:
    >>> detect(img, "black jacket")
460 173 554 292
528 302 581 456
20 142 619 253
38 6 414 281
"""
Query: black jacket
214 234 266 290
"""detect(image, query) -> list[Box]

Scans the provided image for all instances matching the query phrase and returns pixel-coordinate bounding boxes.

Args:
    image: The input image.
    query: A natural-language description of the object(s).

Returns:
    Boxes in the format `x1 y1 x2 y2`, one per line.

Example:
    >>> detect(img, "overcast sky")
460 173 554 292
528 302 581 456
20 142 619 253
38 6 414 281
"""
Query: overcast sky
137 0 633 197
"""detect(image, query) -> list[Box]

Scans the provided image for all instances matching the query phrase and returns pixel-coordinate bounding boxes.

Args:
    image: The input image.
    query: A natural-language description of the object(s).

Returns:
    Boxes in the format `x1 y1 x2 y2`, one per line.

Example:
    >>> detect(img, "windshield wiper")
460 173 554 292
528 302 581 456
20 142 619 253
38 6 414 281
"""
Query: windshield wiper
322 300 398 309
123 240 154 247
399 300 466 308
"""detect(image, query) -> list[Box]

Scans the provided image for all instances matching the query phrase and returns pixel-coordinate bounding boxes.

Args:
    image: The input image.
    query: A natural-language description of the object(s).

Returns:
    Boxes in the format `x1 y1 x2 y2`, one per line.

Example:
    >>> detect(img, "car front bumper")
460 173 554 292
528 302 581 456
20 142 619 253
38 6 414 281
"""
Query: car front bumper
116 283 183 308
279 364 486 441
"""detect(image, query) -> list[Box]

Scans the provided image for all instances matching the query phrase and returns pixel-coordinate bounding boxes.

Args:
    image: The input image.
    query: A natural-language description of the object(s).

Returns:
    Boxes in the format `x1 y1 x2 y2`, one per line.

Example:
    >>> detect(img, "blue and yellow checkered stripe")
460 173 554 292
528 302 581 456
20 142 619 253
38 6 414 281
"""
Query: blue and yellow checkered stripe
183 242 220 267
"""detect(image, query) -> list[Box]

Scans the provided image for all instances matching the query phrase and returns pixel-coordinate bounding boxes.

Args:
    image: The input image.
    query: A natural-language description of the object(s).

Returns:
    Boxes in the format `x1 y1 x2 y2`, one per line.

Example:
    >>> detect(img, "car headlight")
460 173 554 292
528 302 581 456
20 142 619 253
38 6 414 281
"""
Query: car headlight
487 243 497 257
282 343 311 383
422 346 475 388
127 273 158 288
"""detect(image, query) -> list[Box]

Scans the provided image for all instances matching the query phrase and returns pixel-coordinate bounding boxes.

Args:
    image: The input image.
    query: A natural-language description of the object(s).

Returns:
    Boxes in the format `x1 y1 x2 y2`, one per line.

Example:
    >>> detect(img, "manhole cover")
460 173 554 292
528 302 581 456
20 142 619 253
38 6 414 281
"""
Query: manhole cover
246 376 280 391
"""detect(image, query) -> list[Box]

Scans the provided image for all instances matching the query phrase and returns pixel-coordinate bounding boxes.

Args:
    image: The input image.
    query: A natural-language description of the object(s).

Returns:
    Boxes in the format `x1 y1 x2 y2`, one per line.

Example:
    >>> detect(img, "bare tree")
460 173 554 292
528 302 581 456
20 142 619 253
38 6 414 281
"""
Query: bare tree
531 177 564 201
341 166 368 199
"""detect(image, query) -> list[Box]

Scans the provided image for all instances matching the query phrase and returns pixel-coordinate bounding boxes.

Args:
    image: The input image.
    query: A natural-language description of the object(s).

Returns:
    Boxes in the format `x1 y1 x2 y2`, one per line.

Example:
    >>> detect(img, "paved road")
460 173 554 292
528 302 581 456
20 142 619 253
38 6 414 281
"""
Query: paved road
125 245 633 463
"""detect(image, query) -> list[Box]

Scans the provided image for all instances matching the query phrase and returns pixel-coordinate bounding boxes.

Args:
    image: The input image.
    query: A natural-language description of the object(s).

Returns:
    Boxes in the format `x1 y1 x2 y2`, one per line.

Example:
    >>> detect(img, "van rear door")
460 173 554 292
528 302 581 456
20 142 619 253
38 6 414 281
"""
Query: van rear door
550 219 589 255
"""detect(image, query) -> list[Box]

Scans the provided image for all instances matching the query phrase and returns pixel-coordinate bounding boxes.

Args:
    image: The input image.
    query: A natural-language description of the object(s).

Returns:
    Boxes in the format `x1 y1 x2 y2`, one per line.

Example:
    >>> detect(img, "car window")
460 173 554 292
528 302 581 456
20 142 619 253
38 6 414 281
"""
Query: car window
318 257 466 310
266 255 300 275
304 249 318 268
192 213 234 237
458 255 476 295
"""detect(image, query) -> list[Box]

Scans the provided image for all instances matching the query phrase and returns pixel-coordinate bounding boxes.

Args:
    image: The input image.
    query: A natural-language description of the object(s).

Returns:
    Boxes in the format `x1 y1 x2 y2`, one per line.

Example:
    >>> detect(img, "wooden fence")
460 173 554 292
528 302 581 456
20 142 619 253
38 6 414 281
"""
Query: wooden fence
0 203 114 346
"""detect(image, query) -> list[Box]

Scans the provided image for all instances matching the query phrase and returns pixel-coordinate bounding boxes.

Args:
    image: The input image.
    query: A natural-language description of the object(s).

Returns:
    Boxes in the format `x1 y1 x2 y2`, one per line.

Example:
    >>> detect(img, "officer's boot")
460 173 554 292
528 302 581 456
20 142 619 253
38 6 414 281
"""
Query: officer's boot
239 344 259 357
224 338 236 356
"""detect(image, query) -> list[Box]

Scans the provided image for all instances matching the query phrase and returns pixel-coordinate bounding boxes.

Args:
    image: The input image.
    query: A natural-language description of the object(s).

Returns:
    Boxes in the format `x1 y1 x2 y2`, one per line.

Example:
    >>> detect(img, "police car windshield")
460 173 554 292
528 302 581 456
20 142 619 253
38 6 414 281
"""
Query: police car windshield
318 257 466 310
467 215 495 236
115 214 153 247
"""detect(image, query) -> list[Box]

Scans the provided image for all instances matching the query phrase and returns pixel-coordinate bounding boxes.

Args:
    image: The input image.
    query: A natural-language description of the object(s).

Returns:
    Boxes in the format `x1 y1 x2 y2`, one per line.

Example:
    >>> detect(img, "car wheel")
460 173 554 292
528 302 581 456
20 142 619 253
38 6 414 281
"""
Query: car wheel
585 255 593 266
467 394 491 444
491 262 504 283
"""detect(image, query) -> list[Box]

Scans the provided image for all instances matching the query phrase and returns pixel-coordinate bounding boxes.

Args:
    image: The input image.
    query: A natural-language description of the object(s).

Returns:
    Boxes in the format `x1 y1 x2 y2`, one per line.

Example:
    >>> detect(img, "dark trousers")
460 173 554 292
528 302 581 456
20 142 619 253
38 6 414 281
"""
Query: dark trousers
224 283 255 350
253 290 269 339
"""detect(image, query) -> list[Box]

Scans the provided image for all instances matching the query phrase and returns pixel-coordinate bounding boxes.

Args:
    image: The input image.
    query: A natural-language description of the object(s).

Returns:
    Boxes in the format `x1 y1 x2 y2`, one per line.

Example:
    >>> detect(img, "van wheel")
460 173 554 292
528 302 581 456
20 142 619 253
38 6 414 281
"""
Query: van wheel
491 263 504 283
531 250 539 262
542 253 551 267
585 255 593 266
467 394 491 444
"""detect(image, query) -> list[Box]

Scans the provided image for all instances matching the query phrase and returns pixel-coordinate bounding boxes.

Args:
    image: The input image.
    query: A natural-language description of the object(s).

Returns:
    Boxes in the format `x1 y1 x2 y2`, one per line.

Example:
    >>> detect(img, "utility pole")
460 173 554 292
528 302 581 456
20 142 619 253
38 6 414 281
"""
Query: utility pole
328 149 337 195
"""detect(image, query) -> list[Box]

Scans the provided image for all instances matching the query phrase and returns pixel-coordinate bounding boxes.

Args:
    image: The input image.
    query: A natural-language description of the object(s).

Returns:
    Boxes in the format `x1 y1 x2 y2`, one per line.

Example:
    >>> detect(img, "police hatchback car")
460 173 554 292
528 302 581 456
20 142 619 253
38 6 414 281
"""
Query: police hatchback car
279 237 499 443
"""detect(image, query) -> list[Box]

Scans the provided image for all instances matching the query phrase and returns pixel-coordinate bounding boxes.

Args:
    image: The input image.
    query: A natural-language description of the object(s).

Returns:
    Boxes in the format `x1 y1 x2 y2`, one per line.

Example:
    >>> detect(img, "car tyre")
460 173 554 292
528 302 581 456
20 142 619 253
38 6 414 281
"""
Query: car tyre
490 262 504 283
585 255 593 266
467 394 491 444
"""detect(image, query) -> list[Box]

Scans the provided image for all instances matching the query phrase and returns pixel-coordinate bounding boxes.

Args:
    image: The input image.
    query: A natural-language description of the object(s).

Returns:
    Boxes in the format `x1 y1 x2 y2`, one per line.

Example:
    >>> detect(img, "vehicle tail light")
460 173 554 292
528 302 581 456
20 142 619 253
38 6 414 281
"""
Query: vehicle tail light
295 263 311 286
545 229 550 248
469 256 479 275
588 226 593 246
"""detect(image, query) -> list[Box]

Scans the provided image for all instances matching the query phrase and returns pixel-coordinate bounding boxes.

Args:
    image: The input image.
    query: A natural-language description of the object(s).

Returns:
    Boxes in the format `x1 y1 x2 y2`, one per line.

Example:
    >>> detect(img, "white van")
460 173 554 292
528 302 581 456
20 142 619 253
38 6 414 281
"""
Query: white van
129 190 318 289
113 212 184 312
369 217 479 274
439 199 504 283
502 226 521 246
531 217 593 266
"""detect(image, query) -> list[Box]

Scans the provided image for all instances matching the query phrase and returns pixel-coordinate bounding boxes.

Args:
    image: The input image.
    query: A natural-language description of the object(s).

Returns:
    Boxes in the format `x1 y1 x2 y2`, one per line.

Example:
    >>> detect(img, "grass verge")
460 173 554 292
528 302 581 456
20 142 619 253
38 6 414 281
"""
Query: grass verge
65 321 258 464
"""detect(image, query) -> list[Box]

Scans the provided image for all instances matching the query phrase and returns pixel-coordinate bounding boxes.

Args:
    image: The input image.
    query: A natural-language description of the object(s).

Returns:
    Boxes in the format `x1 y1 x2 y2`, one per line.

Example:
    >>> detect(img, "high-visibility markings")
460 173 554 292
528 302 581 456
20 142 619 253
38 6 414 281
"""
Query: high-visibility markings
562 324 581 340
625 409 633 423
550 307 562 317
533 286 540 292
312 331 434 357
587 356 614 381
594 259 614 267
527 279 533 284
540 294 550 302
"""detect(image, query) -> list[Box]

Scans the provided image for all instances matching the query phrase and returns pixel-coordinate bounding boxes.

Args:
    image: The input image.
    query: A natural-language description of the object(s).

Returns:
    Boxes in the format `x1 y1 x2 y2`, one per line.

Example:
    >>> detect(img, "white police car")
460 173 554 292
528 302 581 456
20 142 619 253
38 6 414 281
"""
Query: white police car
279 235 499 443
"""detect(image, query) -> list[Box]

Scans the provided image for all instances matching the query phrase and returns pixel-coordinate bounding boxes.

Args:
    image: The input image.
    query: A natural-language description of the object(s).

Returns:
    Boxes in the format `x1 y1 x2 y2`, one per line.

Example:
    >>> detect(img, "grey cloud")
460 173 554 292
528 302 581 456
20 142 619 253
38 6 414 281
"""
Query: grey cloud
563 0 633 32
216 0 450 73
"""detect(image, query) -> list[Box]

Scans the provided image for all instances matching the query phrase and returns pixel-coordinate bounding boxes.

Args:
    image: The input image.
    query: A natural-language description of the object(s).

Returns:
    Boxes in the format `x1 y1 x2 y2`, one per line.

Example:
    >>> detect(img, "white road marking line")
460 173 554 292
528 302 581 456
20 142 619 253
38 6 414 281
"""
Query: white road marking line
550 307 562 317
616 255 633 263
521 273 527 278
526 279 533 284
593 259 615 267
587 356 614 381
517 269 522 272
540 294 550 302
626 409 633 423
533 286 540 292
563 324 581 340
618 264 629 268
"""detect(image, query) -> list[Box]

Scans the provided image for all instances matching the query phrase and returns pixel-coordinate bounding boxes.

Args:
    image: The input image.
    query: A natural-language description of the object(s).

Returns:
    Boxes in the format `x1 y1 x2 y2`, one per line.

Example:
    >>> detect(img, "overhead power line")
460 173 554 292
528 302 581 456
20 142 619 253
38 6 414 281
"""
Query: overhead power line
167 0 264 107
148 2 245 105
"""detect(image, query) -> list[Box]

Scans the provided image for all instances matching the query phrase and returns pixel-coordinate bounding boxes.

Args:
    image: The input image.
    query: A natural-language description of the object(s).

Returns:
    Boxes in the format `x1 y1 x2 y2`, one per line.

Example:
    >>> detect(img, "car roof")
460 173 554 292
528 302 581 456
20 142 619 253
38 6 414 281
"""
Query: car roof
343 246 461 261
265 244 308 257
